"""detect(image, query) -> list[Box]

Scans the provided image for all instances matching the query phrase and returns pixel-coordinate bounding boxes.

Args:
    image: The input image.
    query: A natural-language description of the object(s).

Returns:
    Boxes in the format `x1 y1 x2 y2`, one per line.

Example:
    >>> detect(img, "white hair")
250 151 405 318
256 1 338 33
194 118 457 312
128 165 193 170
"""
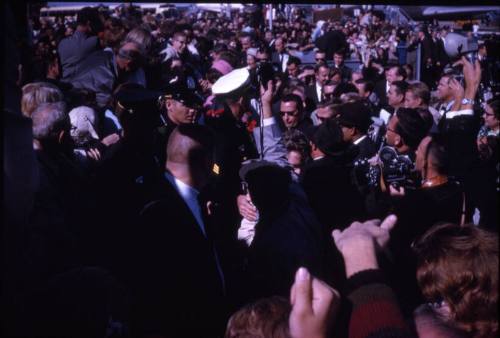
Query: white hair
32 101 68 141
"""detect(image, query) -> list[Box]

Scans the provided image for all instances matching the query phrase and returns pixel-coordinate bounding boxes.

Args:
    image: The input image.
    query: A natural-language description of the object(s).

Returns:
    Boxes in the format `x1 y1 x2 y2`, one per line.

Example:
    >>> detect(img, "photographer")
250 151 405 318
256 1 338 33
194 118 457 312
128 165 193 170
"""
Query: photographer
383 134 465 316
362 108 432 217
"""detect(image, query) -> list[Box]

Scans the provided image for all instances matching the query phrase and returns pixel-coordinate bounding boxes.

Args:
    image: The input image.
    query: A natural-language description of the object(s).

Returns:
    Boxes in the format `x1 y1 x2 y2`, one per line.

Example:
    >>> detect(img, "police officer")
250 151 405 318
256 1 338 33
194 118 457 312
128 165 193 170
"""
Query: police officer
153 84 204 167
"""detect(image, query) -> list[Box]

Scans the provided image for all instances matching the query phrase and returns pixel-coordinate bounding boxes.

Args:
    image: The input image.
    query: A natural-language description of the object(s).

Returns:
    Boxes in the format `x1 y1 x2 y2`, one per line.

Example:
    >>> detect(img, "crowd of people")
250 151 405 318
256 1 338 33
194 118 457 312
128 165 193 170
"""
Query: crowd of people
4 3 499 338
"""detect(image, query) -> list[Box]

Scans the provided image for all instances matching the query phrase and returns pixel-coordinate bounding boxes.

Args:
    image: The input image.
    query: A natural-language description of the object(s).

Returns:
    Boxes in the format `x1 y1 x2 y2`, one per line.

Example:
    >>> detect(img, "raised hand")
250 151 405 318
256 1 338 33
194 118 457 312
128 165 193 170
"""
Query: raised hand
289 267 340 338
332 215 397 277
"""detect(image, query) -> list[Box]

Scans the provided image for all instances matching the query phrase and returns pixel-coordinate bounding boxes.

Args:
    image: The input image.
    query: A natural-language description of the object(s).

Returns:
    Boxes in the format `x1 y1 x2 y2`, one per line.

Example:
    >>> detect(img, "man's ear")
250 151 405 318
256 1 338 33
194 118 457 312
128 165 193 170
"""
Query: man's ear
165 99 173 110
394 134 403 147
58 130 66 144
398 94 405 104
348 127 356 137
309 140 317 151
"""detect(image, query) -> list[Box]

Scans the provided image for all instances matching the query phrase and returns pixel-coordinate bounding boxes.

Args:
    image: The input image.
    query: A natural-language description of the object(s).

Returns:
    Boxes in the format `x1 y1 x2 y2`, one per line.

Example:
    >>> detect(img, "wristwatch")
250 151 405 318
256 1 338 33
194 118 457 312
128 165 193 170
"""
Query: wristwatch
461 98 475 105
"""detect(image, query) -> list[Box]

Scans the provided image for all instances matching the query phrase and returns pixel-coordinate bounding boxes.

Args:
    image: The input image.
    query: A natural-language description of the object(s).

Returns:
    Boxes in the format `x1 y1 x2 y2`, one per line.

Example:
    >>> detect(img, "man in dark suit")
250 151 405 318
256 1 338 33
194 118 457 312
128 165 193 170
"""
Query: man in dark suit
302 120 365 232
305 63 330 114
336 101 377 162
332 50 352 83
373 65 406 111
241 161 333 300
434 28 450 77
271 37 290 74
131 124 227 338
417 27 436 89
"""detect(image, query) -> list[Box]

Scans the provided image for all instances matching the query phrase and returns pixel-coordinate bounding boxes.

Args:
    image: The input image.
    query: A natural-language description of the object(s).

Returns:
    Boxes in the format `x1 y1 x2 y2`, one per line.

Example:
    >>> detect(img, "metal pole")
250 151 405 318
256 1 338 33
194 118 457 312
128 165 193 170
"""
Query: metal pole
416 42 421 81
269 4 273 31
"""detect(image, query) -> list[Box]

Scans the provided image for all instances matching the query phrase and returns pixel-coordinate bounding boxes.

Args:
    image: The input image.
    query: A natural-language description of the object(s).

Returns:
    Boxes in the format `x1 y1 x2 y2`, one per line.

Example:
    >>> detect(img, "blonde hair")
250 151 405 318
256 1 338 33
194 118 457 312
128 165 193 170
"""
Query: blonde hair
21 82 63 118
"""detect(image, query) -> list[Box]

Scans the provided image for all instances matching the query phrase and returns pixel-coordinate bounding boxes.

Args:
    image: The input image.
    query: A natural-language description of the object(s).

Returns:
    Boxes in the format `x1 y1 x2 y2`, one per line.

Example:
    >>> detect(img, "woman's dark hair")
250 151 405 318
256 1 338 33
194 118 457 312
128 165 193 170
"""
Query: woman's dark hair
283 129 311 163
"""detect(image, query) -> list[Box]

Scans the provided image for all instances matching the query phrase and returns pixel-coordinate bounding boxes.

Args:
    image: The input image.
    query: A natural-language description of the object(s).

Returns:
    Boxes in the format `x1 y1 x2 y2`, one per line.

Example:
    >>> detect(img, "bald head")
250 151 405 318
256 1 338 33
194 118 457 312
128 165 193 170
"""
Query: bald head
167 124 214 162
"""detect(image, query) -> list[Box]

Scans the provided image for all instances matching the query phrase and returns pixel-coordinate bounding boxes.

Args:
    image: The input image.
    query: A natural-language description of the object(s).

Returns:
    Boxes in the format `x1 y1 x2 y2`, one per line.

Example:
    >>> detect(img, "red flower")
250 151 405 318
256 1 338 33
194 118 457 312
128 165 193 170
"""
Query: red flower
246 119 257 133
206 108 224 118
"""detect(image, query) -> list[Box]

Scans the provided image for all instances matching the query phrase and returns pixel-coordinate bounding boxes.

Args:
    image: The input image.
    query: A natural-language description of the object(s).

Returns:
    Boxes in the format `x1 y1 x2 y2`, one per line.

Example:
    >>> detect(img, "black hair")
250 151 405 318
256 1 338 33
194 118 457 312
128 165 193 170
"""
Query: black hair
315 63 329 73
391 80 409 97
355 79 375 93
287 56 301 66
281 94 304 114
424 133 449 176
391 65 407 80
396 108 431 150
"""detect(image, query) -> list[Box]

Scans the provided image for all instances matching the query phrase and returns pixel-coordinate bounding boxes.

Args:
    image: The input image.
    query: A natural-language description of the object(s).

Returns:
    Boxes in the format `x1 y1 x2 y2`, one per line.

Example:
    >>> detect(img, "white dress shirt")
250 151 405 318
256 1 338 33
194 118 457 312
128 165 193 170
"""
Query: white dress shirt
316 81 323 103
353 135 367 145
164 172 206 237
164 171 226 291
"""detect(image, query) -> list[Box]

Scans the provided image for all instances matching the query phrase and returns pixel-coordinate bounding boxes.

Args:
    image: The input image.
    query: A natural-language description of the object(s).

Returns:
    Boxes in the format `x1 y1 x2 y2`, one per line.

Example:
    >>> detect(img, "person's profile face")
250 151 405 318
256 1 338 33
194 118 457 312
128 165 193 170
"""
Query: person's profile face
168 100 198 124
287 63 299 77
388 85 402 107
385 115 400 148
386 67 400 84
404 91 421 109
316 67 329 86
437 77 452 101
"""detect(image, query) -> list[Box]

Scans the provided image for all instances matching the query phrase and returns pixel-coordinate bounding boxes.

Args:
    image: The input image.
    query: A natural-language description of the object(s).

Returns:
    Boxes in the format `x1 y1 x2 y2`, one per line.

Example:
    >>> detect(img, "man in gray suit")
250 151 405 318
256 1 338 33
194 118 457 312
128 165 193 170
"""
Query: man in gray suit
58 7 102 82
70 41 144 108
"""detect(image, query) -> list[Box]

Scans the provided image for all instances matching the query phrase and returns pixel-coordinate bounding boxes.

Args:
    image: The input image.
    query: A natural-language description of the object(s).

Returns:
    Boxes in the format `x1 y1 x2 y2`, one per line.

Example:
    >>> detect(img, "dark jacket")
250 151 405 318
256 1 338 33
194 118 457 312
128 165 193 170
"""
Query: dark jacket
353 136 378 162
302 154 366 231
373 80 389 110
387 180 465 315
246 183 332 300
305 83 322 114
131 177 227 338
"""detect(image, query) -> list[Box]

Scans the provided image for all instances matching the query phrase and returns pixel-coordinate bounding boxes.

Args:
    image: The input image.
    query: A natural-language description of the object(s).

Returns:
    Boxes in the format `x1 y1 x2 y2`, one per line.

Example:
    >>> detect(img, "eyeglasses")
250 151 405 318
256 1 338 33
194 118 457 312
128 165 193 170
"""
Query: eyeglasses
315 58 325 62
280 110 299 117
